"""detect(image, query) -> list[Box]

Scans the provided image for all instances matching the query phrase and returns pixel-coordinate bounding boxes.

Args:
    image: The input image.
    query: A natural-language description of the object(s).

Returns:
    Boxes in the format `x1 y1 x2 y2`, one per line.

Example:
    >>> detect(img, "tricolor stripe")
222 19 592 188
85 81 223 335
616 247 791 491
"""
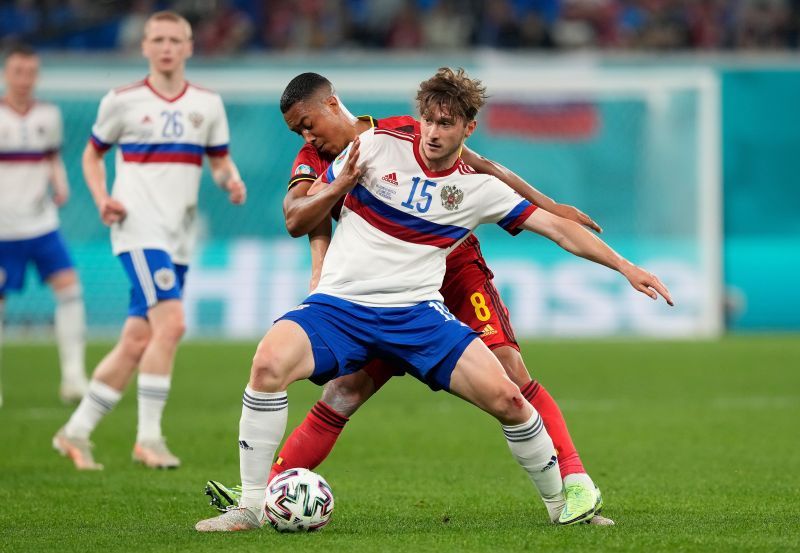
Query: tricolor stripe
497 200 537 235
90 133 113 152
374 128 414 142
205 144 229 157
119 142 204 166
0 150 53 162
344 184 470 249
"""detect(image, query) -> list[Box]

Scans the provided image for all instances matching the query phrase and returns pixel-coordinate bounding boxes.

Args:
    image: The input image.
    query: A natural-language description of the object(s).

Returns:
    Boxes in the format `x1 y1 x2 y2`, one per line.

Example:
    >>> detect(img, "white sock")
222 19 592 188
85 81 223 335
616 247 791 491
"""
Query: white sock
64 379 122 439
564 472 595 490
503 412 565 521
54 284 87 386
239 387 288 513
137 373 171 443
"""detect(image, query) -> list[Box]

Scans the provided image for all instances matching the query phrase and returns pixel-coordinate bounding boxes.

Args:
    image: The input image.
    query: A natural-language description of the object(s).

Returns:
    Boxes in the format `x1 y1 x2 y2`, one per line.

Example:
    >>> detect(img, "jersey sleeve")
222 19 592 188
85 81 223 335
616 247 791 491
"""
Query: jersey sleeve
89 91 122 152
479 176 538 236
288 144 324 190
48 106 63 155
205 95 230 158
321 128 377 184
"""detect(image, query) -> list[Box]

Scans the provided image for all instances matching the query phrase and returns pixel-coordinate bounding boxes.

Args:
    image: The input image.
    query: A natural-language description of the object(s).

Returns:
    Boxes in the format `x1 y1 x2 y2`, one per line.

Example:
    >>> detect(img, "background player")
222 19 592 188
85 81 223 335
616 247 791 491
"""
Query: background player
53 11 245 470
0 44 88 406
196 68 672 532
204 72 608 522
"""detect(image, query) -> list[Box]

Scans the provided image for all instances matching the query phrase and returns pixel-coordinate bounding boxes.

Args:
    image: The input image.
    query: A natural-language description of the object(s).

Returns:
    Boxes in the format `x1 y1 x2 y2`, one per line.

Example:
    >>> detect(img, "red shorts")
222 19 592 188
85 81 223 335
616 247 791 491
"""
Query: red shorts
363 235 518 388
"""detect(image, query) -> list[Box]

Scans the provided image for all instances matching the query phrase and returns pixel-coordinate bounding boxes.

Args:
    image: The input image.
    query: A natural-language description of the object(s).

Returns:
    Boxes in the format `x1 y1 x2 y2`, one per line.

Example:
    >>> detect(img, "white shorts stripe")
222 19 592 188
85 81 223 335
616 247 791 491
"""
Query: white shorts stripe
131 250 157 307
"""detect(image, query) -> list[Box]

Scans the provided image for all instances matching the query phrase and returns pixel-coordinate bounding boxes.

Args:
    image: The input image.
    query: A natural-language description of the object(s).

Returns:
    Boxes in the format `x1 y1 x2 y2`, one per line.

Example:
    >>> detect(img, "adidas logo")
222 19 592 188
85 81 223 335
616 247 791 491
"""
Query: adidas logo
541 454 558 472
238 440 253 451
381 172 399 185
481 324 497 337
141 115 152 124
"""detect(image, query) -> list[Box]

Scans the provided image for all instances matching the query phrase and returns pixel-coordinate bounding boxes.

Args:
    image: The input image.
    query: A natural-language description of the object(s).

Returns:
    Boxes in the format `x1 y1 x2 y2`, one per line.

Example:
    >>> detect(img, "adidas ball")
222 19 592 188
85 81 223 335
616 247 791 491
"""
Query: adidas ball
265 468 334 532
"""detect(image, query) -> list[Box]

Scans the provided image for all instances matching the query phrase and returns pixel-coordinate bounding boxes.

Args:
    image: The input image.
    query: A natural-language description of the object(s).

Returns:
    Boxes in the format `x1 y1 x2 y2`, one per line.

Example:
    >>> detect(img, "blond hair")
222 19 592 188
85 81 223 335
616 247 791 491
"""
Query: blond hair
144 11 193 40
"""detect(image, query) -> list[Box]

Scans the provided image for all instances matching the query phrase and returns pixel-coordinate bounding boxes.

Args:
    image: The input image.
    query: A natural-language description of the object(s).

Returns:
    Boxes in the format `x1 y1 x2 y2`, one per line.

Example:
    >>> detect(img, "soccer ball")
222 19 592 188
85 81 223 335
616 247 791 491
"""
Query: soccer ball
265 468 334 532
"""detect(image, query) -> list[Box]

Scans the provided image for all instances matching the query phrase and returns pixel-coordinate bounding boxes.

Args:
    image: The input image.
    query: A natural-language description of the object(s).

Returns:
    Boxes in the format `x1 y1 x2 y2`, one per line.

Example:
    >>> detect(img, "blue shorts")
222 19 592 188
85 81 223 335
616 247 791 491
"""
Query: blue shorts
0 230 74 296
118 249 188 318
277 293 479 392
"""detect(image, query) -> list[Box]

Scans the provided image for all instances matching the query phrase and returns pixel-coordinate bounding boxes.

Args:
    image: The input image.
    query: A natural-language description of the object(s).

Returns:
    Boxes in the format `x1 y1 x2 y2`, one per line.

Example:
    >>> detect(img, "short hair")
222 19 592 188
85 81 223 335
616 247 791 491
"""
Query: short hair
144 10 193 40
416 67 487 122
280 72 333 114
4 43 37 62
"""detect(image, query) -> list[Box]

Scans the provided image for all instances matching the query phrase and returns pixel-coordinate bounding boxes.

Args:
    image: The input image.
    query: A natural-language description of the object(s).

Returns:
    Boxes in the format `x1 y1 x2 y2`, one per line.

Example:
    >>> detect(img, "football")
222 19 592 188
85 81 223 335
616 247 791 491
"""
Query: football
265 468 335 532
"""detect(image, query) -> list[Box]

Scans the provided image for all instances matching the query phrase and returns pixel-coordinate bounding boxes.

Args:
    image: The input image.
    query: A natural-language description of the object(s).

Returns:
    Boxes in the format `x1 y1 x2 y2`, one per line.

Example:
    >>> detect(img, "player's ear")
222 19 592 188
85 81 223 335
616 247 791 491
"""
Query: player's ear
325 94 340 113
464 119 478 138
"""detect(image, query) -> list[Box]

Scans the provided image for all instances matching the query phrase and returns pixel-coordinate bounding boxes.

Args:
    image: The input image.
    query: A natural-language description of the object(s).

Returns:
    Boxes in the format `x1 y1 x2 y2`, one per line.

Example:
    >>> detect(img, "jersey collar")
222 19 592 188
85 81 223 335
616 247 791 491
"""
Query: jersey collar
145 77 189 103
412 134 461 178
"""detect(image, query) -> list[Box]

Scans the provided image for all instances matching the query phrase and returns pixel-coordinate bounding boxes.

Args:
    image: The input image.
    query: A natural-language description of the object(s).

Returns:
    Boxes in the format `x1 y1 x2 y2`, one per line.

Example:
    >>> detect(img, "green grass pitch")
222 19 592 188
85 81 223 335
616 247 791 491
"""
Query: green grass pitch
1 336 799 552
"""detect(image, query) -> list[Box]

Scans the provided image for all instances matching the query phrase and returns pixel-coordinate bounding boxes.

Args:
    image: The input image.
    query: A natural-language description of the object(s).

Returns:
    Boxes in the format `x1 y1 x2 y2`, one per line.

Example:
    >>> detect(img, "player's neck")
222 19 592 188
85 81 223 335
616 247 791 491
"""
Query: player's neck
2 93 34 115
147 71 187 99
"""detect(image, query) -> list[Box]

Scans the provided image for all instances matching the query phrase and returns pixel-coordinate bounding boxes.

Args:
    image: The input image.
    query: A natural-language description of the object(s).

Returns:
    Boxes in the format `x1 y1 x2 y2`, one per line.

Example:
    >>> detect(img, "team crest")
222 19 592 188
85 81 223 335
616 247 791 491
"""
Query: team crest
153 268 176 291
188 112 204 128
294 164 317 177
440 185 464 211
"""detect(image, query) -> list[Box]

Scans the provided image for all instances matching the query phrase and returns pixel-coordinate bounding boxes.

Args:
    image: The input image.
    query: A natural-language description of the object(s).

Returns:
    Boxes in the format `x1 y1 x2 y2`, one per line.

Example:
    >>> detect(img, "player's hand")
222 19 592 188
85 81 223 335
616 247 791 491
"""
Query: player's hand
225 177 247 205
53 187 69 207
551 203 602 234
620 263 674 306
332 136 362 194
98 196 127 226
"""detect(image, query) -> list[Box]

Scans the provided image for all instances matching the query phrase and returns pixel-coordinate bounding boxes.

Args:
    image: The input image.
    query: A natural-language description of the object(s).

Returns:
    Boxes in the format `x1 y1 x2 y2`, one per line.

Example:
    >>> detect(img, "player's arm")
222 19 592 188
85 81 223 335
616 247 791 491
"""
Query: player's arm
461 145 602 233
521 209 673 305
283 136 362 238
82 142 126 226
308 218 332 291
208 155 246 205
48 152 70 207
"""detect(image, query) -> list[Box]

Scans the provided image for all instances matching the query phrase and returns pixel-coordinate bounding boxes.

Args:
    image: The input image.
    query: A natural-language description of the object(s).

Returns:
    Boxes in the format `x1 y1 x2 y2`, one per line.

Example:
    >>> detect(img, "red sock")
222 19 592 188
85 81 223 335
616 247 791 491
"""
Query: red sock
268 401 348 482
520 380 585 479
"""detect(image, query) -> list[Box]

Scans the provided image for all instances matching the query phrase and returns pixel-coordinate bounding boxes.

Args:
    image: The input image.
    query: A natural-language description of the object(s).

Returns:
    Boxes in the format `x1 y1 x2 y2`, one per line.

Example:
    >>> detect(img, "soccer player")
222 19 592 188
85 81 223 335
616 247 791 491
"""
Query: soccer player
52 11 245 470
196 68 671 532
204 72 611 524
0 44 88 406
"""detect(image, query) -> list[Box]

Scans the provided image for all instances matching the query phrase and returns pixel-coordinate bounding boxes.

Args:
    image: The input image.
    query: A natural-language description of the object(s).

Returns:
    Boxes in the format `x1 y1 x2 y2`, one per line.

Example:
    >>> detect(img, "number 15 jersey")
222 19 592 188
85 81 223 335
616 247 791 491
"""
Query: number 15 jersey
315 128 536 307
89 78 230 264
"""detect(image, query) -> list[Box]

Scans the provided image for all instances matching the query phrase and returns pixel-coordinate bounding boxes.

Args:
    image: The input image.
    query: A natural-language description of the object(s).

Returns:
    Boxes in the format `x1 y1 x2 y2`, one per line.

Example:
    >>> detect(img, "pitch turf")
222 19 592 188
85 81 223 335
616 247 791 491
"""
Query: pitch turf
1 336 799 552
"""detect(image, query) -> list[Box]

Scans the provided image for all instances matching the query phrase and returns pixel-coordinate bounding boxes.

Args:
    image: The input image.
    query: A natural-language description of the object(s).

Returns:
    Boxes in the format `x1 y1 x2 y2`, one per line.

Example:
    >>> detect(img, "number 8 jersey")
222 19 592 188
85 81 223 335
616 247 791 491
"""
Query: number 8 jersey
315 127 537 307
89 78 230 264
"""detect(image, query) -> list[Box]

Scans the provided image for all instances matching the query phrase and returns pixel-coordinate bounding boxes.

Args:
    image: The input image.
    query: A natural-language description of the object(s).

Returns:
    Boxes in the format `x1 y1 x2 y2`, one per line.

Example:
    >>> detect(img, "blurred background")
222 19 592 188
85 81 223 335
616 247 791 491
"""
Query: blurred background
2 0 799 339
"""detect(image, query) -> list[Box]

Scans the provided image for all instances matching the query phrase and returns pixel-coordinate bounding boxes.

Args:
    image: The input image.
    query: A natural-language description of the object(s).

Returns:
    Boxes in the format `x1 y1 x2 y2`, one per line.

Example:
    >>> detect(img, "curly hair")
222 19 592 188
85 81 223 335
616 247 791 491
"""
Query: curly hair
416 67 488 122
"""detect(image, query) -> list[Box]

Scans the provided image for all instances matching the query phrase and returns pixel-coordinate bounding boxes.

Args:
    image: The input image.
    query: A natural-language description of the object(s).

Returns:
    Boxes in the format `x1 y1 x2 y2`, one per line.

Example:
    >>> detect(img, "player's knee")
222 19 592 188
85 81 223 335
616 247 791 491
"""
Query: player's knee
152 309 186 344
120 329 150 361
250 340 291 391
486 382 529 424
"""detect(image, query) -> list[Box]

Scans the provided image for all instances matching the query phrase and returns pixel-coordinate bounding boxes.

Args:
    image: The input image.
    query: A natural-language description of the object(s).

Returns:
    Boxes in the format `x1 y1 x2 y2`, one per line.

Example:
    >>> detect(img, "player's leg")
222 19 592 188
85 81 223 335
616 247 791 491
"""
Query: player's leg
445 338 568 522
196 320 317 532
46 269 88 402
55 316 150 470
133 299 185 468
0 237 33 407
0 295 4 408
121 250 187 468
267 360 394 481
33 230 88 402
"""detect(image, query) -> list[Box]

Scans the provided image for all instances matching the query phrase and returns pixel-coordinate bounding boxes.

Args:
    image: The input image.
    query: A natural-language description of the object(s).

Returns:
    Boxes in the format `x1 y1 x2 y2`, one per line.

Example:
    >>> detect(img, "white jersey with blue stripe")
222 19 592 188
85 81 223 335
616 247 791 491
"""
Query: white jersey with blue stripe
0 100 62 240
314 127 536 307
89 78 229 264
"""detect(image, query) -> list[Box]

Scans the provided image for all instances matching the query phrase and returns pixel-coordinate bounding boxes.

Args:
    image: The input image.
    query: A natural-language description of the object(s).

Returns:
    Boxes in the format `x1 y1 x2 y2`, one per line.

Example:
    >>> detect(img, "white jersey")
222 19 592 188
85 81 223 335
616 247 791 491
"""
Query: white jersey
315 128 536 306
0 100 62 240
90 78 230 264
